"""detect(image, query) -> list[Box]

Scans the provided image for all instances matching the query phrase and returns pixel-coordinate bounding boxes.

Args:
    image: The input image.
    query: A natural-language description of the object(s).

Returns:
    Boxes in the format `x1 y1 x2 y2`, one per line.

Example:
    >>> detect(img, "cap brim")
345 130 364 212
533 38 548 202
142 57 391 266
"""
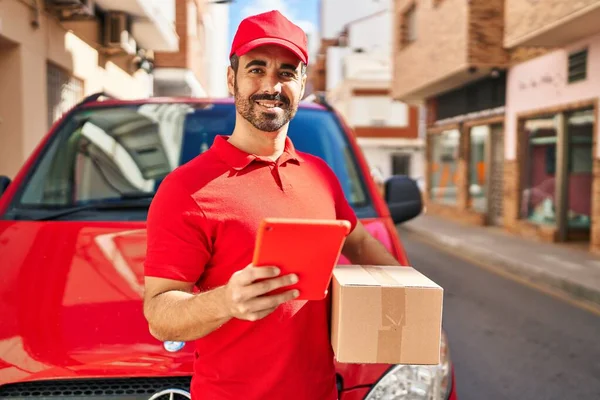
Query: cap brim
233 37 308 64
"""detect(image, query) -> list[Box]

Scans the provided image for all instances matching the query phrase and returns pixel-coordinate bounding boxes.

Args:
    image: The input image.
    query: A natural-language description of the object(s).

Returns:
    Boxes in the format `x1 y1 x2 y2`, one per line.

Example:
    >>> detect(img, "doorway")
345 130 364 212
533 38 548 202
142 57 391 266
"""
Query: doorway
565 108 594 242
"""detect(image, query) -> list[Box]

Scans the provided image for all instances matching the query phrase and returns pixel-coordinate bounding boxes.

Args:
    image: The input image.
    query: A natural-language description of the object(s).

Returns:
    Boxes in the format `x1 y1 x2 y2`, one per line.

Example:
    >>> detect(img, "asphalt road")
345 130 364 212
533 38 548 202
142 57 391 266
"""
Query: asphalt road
398 229 600 400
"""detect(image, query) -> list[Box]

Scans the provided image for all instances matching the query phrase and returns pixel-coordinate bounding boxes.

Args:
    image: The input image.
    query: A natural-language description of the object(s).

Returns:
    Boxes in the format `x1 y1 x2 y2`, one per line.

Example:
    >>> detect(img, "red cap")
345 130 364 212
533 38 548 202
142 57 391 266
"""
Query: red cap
230 10 309 65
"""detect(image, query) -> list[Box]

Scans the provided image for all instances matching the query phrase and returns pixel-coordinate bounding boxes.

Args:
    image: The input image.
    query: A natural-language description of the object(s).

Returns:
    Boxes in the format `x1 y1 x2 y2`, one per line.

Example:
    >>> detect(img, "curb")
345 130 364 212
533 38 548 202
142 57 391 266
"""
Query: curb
399 224 600 310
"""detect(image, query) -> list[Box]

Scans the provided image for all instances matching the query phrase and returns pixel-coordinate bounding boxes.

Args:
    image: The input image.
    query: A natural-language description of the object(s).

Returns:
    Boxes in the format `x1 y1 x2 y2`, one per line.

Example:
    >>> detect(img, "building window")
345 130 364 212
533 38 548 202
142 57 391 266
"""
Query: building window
521 116 558 225
430 129 460 205
568 49 587 83
401 4 417 46
392 154 411 176
436 72 507 121
47 63 84 129
566 109 593 229
469 125 489 212
521 109 594 230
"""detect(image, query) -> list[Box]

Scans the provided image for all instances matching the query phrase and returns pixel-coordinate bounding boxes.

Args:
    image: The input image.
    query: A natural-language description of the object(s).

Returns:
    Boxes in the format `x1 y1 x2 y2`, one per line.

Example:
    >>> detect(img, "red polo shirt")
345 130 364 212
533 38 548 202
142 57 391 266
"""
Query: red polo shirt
145 135 357 400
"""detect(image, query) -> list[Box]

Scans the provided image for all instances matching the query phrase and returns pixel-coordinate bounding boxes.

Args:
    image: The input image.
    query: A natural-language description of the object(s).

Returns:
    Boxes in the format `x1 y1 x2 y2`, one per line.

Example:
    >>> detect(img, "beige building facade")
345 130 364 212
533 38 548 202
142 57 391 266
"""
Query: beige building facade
392 0 508 226
315 3 424 196
502 1 600 253
0 0 178 179
392 0 600 253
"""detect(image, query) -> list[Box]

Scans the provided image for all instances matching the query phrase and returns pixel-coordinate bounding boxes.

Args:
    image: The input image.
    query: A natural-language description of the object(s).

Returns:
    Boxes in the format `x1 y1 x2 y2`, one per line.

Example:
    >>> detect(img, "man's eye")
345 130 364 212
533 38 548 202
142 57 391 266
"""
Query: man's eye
249 68 262 74
281 72 295 78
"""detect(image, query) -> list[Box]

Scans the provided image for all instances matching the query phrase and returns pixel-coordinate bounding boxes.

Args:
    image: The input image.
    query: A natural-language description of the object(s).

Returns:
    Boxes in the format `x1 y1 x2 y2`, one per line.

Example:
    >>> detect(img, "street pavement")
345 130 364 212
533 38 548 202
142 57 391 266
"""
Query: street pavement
398 228 600 400
402 214 600 307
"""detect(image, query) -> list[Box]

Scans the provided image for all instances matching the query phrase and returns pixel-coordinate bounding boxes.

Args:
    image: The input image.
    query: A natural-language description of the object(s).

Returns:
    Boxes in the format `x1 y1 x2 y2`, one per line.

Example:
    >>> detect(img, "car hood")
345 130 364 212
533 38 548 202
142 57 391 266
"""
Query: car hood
0 221 193 385
0 219 395 387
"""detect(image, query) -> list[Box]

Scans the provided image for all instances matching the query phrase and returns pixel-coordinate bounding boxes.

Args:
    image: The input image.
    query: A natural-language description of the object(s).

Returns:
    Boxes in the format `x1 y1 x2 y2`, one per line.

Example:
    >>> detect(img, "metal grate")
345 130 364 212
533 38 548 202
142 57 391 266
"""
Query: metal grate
568 49 587 83
47 62 84 129
0 376 191 399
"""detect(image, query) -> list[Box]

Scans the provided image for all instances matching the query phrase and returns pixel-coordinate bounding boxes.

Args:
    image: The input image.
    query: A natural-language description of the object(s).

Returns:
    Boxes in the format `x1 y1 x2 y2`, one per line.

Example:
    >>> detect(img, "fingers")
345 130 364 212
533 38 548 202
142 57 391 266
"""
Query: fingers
224 264 301 322
235 289 300 321
231 264 281 286
229 273 298 304
243 273 299 299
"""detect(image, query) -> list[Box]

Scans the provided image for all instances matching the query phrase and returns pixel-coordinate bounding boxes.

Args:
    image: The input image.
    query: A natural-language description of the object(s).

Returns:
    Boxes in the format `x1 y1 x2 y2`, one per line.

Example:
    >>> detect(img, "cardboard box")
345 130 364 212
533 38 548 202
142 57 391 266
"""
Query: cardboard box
331 265 443 365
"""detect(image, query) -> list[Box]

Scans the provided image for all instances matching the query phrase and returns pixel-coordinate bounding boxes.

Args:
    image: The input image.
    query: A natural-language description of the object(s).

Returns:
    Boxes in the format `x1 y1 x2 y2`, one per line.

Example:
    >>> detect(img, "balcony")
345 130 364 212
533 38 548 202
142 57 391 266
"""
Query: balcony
353 105 419 139
392 0 507 103
504 0 600 48
95 0 179 52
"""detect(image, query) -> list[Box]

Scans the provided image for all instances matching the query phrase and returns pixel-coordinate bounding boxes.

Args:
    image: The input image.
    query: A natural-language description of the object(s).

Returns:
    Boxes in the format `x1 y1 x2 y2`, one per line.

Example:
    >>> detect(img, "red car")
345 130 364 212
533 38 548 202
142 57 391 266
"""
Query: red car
0 93 457 400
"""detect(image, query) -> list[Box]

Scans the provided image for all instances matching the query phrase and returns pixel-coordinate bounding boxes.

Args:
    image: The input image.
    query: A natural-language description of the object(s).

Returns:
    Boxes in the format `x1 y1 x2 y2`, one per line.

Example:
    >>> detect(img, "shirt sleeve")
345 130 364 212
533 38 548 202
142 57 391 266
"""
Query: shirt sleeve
144 175 212 282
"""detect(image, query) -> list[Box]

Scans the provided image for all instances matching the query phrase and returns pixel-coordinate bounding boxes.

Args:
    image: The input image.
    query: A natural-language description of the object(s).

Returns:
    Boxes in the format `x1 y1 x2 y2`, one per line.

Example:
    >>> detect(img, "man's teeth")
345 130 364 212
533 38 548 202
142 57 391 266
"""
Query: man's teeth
256 101 283 108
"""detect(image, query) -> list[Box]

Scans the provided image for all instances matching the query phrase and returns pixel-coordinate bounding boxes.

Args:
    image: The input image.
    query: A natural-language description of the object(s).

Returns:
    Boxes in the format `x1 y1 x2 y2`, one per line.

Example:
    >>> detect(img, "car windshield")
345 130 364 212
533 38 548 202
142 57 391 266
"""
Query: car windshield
5 102 373 220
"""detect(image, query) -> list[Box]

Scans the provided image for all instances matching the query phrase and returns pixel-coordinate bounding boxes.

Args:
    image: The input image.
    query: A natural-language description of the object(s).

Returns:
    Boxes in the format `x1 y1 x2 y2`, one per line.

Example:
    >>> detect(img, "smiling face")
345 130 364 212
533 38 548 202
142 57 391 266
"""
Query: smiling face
228 45 307 133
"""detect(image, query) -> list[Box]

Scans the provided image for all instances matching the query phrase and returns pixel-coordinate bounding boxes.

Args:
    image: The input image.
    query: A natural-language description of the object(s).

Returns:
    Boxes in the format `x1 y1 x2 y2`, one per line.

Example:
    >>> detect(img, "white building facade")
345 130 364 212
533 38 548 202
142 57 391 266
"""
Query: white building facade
318 3 425 188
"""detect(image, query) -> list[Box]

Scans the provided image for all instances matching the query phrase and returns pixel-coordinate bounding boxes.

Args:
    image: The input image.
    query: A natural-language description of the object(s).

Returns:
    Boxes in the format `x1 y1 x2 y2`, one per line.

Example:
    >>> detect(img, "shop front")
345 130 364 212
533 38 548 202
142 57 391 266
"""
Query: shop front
504 33 600 253
425 72 507 226
506 102 598 248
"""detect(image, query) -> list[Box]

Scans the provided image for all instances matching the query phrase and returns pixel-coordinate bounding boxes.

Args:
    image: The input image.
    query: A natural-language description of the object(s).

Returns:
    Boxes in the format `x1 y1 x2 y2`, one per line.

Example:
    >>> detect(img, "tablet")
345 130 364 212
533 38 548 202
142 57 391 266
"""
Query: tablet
252 218 352 300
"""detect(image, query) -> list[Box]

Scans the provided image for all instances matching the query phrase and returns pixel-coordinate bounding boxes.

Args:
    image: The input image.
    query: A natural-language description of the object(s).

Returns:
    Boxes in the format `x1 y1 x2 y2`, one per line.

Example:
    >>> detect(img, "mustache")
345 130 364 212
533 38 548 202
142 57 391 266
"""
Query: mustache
251 93 290 105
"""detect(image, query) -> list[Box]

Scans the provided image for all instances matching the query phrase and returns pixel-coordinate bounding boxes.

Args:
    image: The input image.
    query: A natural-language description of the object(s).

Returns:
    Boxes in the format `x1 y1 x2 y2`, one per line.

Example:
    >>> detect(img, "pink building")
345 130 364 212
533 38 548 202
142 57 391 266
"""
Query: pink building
504 29 600 253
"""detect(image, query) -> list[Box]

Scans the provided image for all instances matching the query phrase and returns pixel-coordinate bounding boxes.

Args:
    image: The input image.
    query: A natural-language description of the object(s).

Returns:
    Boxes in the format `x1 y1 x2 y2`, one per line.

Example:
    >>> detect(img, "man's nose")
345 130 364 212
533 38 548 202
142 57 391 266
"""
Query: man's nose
260 72 282 94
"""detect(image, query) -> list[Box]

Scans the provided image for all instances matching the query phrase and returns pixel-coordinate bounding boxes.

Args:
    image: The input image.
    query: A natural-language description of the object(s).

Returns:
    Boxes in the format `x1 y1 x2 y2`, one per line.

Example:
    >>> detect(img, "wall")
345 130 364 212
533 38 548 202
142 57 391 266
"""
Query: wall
155 0 192 69
326 46 352 91
0 0 151 177
505 0 600 47
0 41 24 178
343 52 391 82
392 0 469 99
350 97 408 127
188 0 208 90
468 0 507 66
358 140 425 182
204 3 230 97
348 10 392 54
321 0 391 38
153 0 226 95
505 32 600 159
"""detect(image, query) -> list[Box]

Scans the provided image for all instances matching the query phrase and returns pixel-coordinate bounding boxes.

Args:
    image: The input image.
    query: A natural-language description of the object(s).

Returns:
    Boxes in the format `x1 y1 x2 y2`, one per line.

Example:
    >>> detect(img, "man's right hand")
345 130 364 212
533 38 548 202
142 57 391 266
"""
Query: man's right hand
223 264 299 321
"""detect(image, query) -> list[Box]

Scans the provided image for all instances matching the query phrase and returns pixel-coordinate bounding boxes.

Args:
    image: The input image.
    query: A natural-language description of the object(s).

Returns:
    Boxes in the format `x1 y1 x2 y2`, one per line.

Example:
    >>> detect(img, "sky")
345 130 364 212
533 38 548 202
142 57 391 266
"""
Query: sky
228 0 321 60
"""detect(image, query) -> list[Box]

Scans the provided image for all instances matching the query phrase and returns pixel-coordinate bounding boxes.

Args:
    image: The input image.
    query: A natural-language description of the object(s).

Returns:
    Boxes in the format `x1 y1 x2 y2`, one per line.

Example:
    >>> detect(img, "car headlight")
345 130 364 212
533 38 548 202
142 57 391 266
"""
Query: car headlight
364 331 452 400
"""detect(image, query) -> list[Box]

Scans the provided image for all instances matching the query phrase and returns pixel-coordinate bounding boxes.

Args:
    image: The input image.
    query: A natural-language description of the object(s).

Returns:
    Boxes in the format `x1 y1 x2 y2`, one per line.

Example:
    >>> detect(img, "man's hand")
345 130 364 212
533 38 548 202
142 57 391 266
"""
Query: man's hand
223 264 299 321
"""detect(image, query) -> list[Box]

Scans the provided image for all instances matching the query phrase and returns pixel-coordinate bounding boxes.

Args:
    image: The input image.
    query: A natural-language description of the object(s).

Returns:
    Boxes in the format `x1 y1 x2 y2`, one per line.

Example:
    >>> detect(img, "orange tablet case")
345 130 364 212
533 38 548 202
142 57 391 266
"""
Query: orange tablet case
252 218 352 300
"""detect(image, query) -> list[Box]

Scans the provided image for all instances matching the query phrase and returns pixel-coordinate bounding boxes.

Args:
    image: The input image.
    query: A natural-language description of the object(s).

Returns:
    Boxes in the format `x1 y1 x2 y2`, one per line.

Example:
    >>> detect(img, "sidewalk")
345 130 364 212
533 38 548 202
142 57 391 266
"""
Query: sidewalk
400 214 600 307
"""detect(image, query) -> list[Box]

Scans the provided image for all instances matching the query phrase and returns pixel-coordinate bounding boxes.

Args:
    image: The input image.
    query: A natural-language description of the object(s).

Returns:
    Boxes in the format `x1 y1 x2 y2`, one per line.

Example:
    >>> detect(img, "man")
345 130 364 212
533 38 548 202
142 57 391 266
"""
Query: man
143 10 400 400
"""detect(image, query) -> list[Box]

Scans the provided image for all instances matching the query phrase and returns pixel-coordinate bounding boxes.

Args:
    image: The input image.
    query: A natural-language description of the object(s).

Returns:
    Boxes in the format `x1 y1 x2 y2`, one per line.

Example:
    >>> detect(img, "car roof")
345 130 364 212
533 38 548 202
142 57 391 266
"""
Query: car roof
79 96 328 111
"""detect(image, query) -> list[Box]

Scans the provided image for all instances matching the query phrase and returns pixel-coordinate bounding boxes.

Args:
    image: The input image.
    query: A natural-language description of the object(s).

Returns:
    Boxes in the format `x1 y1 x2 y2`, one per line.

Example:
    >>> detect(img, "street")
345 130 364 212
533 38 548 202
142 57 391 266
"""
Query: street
398 229 600 400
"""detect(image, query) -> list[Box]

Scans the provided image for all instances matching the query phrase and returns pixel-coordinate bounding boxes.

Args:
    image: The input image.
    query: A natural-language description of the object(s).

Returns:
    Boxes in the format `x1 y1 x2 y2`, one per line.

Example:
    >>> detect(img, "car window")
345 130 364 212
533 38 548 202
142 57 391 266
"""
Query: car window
7 102 372 219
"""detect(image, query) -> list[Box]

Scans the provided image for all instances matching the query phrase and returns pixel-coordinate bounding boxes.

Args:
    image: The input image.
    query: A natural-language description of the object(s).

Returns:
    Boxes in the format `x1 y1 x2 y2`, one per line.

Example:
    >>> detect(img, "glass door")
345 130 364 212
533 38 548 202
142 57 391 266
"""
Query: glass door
565 108 594 241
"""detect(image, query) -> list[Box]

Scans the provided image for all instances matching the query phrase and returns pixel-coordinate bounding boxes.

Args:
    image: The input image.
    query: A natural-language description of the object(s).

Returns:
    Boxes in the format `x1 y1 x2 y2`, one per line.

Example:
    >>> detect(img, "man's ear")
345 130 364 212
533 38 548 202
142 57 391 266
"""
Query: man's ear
300 73 307 99
227 66 235 96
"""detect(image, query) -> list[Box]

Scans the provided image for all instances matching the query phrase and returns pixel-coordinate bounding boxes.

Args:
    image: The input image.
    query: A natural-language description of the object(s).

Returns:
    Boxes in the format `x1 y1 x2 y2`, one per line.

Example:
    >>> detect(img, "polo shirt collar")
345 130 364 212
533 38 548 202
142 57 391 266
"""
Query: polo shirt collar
212 135 304 171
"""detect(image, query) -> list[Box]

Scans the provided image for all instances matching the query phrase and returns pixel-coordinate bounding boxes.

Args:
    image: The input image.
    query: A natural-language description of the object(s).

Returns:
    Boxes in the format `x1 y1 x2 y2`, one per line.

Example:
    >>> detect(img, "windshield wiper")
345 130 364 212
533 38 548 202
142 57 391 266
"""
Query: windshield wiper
119 192 156 200
31 195 155 221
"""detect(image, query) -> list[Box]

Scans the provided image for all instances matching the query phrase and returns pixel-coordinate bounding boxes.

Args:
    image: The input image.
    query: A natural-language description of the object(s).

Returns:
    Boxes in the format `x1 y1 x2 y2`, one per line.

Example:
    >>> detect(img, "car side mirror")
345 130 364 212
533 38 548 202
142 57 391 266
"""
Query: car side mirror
384 175 422 225
0 176 11 198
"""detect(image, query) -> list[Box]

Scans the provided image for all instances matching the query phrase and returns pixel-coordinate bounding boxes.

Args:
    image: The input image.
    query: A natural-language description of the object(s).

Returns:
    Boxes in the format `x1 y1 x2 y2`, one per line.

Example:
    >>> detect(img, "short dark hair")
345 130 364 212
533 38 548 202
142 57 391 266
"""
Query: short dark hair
229 54 307 76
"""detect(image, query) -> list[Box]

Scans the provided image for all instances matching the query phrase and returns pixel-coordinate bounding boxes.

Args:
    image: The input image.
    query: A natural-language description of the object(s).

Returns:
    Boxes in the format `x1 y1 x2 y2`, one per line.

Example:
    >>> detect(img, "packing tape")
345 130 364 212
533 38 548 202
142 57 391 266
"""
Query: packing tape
363 266 406 363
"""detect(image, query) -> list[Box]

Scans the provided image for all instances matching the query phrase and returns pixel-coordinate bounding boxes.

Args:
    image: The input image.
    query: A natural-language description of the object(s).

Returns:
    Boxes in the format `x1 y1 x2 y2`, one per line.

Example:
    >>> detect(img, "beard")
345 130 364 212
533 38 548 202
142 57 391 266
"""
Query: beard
234 80 298 132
